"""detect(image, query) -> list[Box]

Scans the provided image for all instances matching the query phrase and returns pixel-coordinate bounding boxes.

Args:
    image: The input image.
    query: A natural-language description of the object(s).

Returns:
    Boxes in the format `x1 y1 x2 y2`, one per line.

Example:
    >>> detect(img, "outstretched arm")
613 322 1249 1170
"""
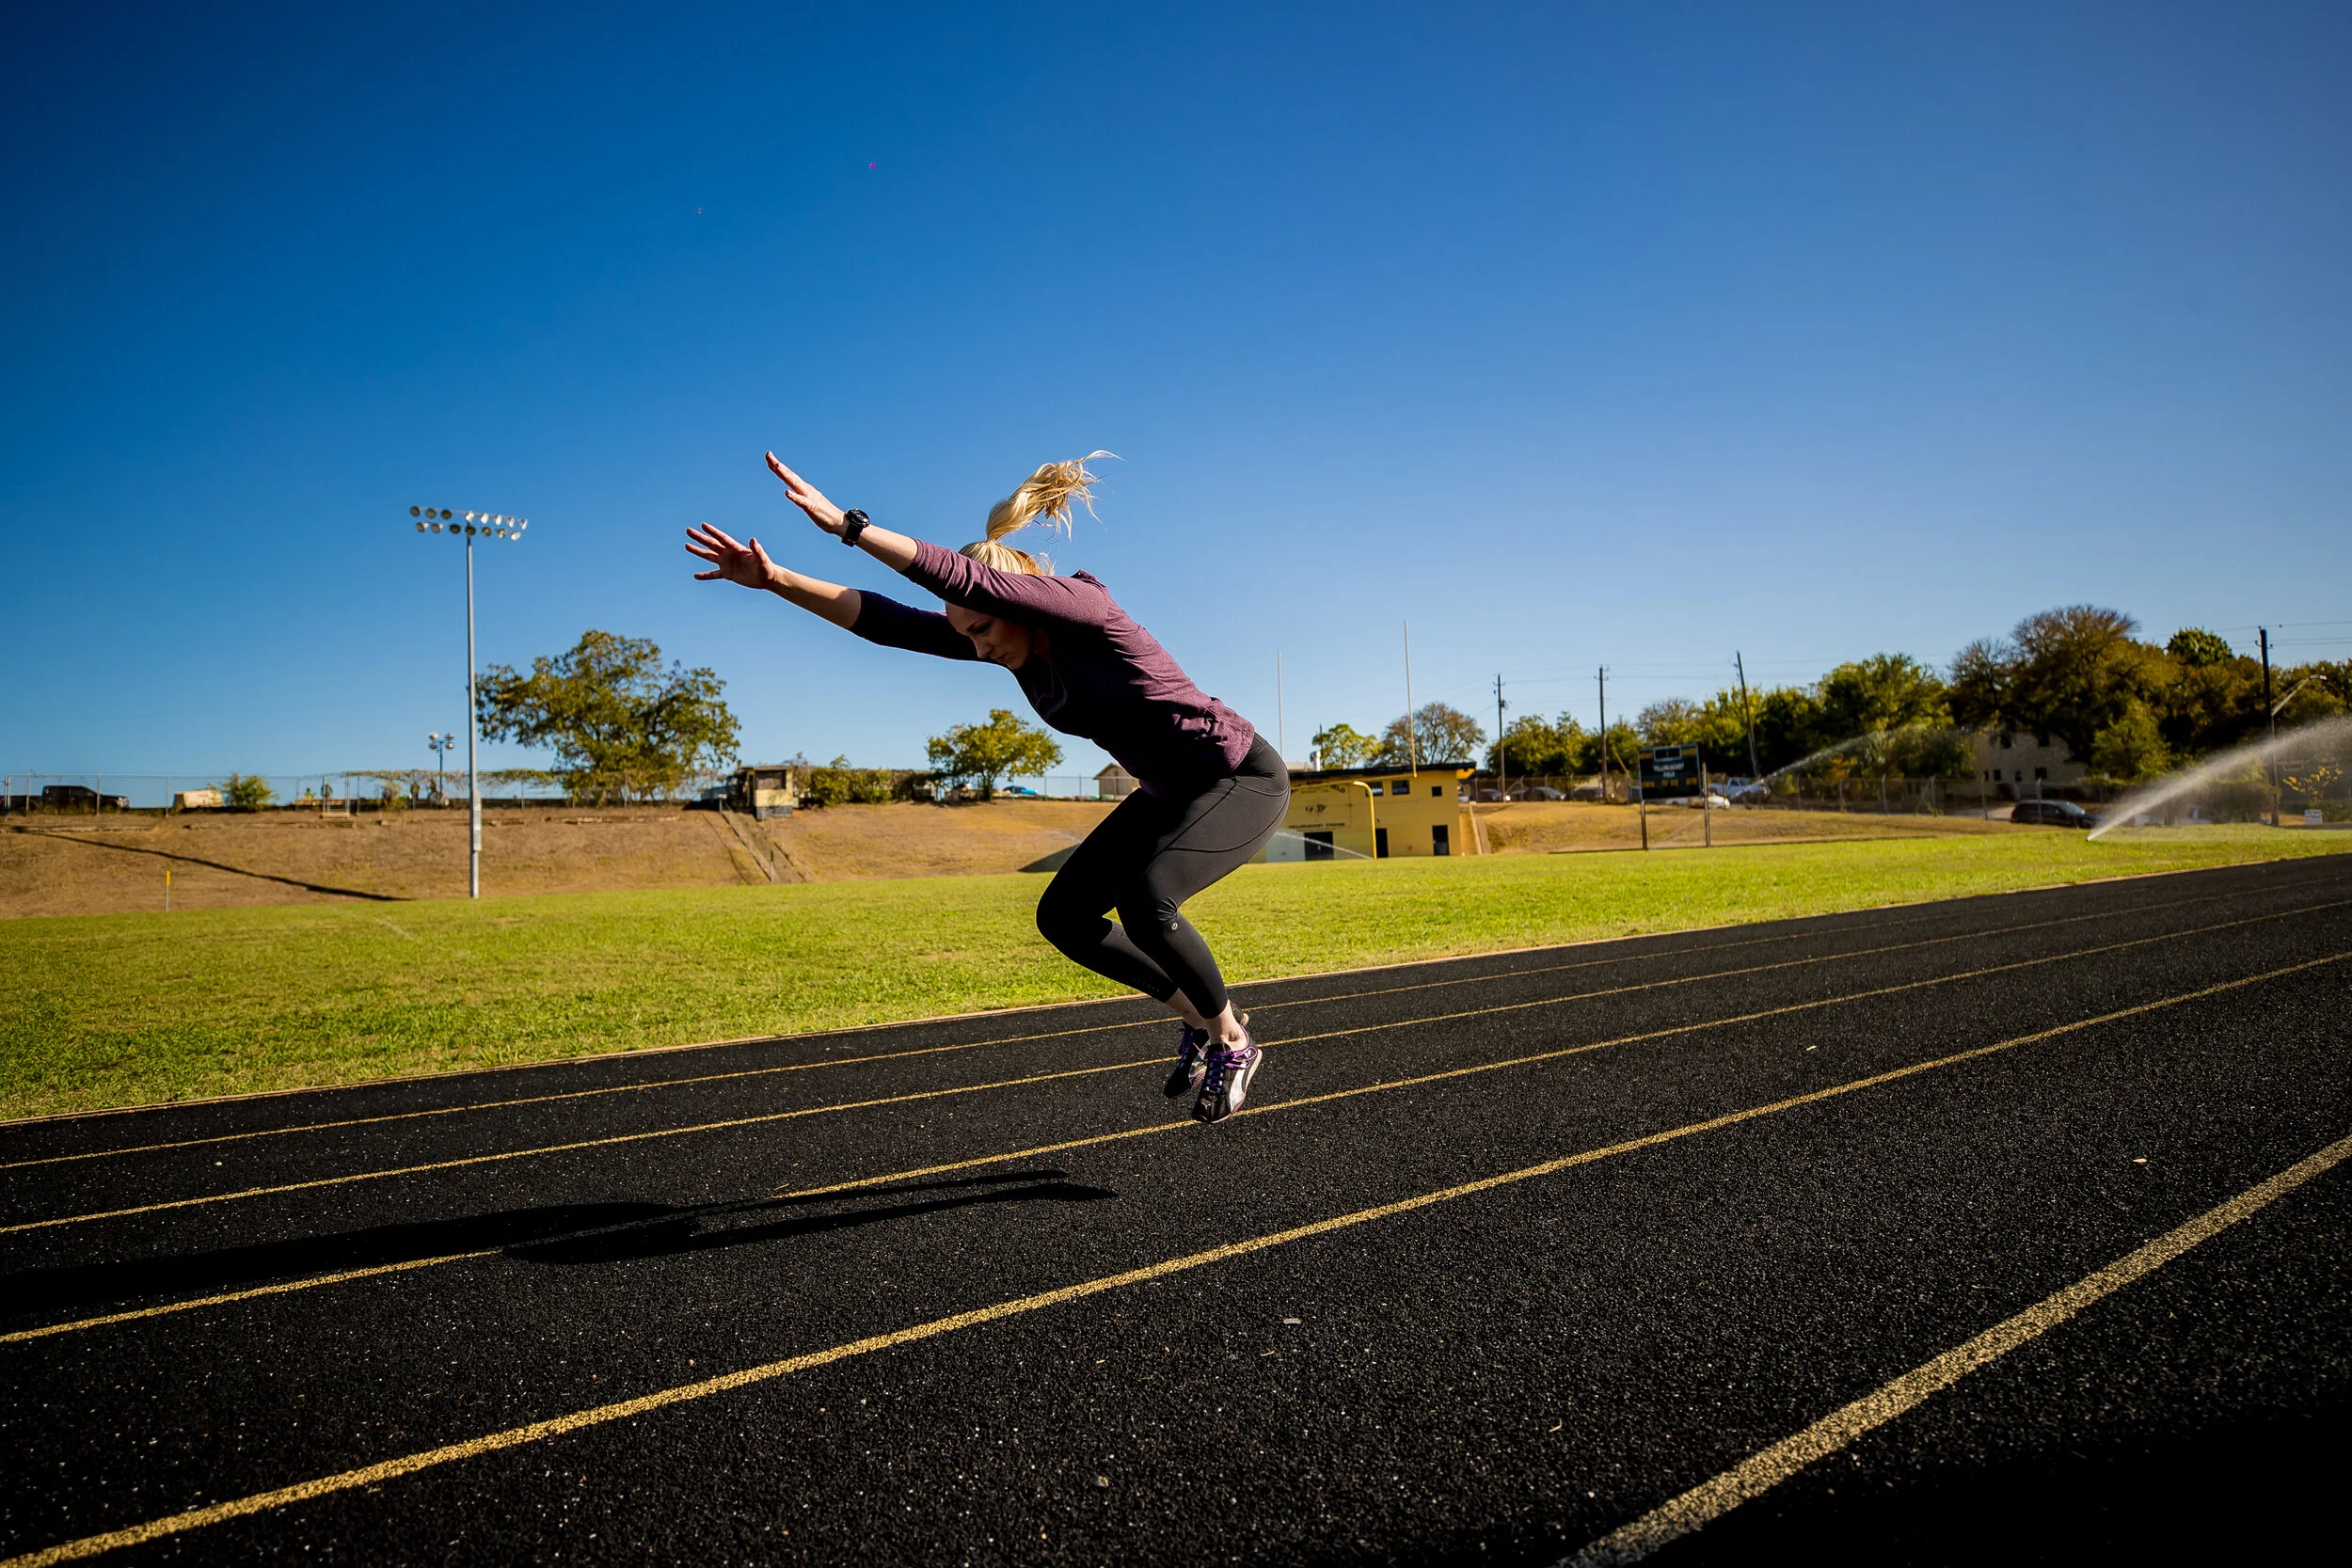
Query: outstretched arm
764 451 924 572
684 523 863 628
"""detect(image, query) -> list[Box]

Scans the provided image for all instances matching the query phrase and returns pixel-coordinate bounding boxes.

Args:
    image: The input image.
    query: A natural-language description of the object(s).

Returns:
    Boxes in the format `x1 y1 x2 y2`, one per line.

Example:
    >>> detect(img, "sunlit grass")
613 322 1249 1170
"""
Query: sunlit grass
3 826 2343 1118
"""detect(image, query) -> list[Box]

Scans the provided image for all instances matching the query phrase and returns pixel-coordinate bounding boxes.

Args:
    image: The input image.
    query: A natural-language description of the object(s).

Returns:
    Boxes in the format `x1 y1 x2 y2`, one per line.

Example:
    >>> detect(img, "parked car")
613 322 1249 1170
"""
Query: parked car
1470 788 1508 802
1512 786 1565 801
1725 784 1773 804
2011 799 2098 829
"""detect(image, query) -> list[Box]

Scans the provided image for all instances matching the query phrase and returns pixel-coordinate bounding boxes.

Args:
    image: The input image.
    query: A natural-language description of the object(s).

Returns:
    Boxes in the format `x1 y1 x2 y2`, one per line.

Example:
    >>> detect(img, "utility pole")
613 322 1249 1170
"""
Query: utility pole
1276 650 1286 764
1734 651 1761 781
1494 673 1507 799
1403 621 1418 774
1597 666 1610 801
2261 626 2279 827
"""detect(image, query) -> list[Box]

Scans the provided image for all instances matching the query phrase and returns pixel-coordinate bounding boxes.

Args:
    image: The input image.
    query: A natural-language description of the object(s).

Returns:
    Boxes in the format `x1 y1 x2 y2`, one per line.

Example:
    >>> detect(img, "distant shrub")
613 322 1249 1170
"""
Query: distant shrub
804 758 899 807
219 773 276 812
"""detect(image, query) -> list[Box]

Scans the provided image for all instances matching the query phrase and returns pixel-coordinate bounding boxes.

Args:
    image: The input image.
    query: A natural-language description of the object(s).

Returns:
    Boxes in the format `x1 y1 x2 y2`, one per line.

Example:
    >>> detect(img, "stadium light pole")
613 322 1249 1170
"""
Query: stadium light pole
409 504 531 897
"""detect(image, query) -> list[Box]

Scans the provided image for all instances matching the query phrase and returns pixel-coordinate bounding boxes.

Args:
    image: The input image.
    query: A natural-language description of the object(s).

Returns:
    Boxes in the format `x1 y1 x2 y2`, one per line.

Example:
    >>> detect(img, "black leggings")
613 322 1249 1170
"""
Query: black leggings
1035 736 1289 1017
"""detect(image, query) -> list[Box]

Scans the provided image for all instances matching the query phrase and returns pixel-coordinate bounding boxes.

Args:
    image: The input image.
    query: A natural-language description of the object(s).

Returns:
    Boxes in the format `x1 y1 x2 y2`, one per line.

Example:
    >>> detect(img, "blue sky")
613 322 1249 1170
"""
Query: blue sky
5 2 2349 794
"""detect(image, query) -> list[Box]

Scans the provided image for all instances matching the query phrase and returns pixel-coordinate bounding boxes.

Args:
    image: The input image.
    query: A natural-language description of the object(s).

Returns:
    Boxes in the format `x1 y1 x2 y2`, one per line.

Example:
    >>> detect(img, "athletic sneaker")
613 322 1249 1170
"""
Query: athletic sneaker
1163 1022 1212 1099
1164 1011 1248 1099
1192 1025 1263 1125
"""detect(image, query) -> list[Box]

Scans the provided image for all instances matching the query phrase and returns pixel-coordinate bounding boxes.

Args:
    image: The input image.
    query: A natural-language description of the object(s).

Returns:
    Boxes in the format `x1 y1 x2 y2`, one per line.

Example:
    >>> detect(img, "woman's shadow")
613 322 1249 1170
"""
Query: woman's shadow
4 1171 1115 1323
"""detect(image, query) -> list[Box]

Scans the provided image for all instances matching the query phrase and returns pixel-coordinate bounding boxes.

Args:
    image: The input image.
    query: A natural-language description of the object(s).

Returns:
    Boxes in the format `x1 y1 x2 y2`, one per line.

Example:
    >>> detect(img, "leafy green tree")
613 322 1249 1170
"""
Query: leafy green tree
1948 606 2159 763
476 630 740 803
1817 654 1949 739
1636 699 1705 744
218 772 275 811
1749 687 1826 774
1487 713 1586 776
1376 703 1486 767
2090 704 2172 783
926 709 1063 799
2166 627 2235 669
1311 722 1377 769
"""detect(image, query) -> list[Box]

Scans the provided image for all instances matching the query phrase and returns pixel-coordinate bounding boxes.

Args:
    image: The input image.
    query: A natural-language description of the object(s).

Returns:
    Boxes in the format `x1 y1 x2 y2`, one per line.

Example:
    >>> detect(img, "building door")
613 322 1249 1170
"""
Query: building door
1375 827 1390 859
1305 831 1333 862
1431 823 1449 856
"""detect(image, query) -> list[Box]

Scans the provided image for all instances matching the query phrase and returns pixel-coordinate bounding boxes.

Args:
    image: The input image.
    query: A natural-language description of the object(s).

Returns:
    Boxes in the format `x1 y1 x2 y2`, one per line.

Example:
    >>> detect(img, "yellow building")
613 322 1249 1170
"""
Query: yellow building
1264 764 1481 861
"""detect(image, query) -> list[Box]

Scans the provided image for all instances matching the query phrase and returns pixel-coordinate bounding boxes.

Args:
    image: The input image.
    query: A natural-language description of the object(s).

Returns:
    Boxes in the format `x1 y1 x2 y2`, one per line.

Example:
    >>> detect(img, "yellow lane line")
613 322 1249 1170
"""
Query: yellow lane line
775 904 2341 1197
0 921 2255 1342
1268 899 2348 1050
5 898 2342 1240
0 882 2253 1172
0 1059 1160 1237
7 952 2337 1568
1565 1123 2352 1566
0 1252 499 1346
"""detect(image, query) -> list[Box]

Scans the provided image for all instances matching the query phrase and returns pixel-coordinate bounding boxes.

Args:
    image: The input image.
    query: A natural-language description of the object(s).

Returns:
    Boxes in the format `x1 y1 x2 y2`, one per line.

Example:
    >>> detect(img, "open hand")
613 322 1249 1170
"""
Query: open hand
766 451 849 535
684 523 780 591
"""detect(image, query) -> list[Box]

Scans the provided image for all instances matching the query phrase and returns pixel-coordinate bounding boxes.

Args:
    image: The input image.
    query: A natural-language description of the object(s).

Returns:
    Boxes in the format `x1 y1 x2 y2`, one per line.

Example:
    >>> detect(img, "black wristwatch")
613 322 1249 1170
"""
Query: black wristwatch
839 509 870 547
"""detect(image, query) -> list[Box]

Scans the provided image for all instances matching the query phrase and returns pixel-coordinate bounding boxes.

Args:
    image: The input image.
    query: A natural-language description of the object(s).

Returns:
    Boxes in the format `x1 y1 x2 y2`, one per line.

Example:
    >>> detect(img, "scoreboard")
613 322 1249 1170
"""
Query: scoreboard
1637 745 1705 799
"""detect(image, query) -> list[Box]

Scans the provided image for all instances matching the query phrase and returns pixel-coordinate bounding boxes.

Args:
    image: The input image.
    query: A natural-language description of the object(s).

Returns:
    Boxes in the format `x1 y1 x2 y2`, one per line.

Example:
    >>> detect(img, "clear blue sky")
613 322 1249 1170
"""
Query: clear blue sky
6 1 2349 792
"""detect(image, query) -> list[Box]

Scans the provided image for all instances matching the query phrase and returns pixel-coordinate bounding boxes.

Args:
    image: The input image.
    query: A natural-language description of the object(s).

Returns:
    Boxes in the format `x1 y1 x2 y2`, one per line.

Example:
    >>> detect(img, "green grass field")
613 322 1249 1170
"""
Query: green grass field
4 828 2346 1120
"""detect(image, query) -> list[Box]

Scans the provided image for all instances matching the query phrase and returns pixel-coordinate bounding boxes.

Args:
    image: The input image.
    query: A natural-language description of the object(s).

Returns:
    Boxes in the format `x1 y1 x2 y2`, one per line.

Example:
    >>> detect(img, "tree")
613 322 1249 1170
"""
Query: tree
2090 704 2171 783
2167 627 2235 669
926 709 1063 798
1946 607 2163 764
1487 713 1585 776
476 630 740 803
1376 703 1486 767
1817 654 1949 740
218 772 275 811
1311 722 1377 769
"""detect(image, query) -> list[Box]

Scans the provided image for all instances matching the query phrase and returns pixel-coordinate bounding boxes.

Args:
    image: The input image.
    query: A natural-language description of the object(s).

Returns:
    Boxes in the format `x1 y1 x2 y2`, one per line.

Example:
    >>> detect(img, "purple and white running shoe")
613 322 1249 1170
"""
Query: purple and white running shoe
1163 1022 1212 1099
1192 1022 1263 1124
1164 1012 1248 1099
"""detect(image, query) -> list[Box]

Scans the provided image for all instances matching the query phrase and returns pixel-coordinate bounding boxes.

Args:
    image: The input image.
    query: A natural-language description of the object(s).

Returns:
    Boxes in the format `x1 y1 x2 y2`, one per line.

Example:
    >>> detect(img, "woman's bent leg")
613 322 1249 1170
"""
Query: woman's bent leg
1034 791 1184 1003
1113 747 1291 1022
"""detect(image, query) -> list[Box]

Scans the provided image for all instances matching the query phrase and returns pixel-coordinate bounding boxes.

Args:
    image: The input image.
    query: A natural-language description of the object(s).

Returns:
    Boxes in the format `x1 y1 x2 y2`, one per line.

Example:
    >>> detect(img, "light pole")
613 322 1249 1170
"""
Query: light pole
426 733 458 803
410 504 531 897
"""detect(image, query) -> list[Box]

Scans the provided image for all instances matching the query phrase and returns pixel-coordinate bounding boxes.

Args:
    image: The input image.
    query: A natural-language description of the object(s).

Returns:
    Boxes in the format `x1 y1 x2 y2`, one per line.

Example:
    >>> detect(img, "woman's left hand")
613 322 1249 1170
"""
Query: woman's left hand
767 451 848 535
684 523 781 590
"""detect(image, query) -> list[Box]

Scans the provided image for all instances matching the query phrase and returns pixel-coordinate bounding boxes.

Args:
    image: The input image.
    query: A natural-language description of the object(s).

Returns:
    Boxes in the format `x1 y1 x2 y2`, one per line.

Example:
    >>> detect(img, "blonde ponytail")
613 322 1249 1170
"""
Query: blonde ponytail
960 451 1115 576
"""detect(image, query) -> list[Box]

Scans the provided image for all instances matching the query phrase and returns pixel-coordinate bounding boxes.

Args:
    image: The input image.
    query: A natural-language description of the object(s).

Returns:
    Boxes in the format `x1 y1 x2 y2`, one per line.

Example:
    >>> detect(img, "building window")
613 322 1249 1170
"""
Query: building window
1430 785 1443 797
2034 767 2047 781
1993 769 2002 782
1391 780 1410 795
2000 735 2012 749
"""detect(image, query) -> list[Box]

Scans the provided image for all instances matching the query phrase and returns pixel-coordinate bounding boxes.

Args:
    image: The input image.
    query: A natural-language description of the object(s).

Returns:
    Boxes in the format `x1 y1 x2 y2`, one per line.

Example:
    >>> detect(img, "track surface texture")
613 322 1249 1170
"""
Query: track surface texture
5 857 2350 1565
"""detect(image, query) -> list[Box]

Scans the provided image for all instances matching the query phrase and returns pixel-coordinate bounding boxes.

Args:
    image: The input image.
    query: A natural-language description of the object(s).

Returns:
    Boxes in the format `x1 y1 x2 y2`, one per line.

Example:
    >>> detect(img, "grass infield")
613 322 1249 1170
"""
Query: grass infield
4 827 2346 1120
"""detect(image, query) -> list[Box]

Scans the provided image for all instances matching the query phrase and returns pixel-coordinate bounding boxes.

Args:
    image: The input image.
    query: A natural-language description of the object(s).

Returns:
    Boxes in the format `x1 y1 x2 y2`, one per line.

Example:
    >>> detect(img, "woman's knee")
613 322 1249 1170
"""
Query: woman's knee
1115 880 1184 939
1036 889 1100 952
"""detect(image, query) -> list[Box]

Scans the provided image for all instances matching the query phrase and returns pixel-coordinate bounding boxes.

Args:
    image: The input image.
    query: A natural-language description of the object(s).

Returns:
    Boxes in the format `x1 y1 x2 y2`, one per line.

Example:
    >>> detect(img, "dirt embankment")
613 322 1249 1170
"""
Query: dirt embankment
2 798 2018 919
0 799 1118 919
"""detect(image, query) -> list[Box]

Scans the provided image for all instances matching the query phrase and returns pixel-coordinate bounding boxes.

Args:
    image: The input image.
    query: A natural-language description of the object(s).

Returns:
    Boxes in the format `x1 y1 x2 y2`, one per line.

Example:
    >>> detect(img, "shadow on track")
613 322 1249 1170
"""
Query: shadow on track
1 1170 1111 1320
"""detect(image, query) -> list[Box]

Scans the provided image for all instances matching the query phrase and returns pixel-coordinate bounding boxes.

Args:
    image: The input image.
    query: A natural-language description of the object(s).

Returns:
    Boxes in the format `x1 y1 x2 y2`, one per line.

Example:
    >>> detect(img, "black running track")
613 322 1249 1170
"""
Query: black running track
5 856 2352 1566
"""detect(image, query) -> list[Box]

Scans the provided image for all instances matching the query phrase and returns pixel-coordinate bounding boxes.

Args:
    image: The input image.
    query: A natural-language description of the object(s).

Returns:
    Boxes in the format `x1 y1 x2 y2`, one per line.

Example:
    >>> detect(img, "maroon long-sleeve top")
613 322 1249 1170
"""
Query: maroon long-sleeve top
850 540 1257 796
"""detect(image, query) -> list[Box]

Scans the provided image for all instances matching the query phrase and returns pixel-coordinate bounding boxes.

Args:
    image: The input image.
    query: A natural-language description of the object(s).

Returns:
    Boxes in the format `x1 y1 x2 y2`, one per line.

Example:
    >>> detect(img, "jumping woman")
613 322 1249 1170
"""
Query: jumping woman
684 452 1289 1122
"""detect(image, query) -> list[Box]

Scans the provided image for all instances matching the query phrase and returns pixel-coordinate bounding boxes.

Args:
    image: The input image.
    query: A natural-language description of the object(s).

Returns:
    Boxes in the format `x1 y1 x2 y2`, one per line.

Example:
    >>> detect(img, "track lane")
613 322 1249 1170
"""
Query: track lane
9 856 2343 1173
5 884 2344 1240
6 882 2347 1355
3 938 2344 1565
